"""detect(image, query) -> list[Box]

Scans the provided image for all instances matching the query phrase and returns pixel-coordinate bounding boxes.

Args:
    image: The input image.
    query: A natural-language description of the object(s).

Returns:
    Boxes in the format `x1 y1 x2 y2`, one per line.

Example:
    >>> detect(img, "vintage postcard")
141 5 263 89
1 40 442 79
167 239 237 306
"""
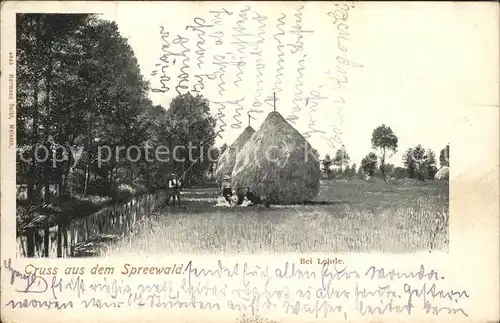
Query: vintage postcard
1 1 498 323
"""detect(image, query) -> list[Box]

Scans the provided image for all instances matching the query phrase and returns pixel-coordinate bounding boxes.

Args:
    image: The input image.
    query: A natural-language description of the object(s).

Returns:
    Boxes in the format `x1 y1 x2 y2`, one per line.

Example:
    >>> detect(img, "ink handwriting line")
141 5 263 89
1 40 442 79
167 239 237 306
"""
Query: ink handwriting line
249 11 267 116
272 13 286 97
3 259 470 317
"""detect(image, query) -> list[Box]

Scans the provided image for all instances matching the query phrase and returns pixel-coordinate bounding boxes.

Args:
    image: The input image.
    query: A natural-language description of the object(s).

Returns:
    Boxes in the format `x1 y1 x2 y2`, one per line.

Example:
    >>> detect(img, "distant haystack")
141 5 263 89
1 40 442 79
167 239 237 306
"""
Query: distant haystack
434 166 449 180
214 126 255 182
231 111 321 204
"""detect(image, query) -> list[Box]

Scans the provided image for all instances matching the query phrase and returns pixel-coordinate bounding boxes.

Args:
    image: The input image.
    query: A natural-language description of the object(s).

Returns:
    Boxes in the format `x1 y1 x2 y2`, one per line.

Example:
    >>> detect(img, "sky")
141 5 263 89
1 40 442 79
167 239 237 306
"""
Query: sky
98 2 498 167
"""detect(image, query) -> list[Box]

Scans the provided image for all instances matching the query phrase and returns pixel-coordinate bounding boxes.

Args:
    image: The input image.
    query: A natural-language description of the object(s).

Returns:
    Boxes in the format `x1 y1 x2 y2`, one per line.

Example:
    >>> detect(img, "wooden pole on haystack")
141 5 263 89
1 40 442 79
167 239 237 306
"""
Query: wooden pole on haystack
248 113 251 127
273 92 276 111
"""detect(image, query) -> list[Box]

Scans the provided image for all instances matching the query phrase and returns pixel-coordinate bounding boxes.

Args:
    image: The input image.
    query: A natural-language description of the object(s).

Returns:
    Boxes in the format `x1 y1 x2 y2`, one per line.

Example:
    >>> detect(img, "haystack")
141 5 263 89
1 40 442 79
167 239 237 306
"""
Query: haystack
231 111 321 204
434 166 449 180
214 126 255 182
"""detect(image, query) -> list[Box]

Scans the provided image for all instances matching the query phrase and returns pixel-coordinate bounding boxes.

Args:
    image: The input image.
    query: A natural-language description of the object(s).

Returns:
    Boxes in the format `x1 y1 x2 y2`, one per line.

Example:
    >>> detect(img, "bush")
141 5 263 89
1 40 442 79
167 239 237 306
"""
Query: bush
67 169 86 194
393 167 408 179
86 177 112 196
113 184 135 204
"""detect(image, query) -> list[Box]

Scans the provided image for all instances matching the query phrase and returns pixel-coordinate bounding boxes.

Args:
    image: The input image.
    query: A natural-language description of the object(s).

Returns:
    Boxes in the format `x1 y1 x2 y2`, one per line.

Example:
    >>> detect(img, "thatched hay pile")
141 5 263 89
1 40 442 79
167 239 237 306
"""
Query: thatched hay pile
434 166 449 180
215 126 255 182
231 111 321 204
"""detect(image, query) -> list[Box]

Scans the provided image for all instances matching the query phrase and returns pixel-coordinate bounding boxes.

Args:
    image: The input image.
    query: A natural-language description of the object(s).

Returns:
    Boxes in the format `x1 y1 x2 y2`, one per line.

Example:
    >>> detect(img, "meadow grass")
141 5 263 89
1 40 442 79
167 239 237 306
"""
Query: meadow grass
102 179 449 256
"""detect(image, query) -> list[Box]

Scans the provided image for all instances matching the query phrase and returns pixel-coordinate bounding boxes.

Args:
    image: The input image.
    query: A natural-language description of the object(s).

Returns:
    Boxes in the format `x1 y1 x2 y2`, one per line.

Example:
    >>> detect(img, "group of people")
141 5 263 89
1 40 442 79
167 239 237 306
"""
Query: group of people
164 172 270 208
217 175 269 207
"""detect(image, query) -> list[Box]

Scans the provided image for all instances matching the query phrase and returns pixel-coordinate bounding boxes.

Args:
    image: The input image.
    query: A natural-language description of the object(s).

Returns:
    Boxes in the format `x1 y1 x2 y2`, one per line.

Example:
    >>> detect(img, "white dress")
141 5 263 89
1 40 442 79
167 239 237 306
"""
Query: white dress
229 194 239 207
215 196 230 207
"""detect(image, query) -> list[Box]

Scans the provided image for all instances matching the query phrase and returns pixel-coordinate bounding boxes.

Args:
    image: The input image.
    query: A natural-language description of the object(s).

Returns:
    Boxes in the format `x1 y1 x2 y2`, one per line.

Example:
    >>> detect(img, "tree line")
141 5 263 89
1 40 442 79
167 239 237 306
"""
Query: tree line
321 125 450 181
16 14 217 256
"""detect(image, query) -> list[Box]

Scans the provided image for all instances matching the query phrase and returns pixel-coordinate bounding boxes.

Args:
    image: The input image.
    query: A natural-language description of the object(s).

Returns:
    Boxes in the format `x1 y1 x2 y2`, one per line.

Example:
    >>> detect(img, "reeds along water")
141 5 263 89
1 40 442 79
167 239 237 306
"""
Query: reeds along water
17 190 168 258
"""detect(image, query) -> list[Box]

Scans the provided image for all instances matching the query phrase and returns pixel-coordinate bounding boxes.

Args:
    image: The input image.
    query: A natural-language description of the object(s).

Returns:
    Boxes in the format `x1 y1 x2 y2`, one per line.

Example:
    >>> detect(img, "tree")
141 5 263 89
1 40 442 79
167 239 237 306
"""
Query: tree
137 104 174 192
166 92 216 186
361 152 378 177
426 149 437 179
382 163 395 179
332 145 350 171
16 14 161 257
403 145 437 181
343 164 356 179
439 144 450 167
371 125 398 181
77 19 151 196
356 164 365 179
412 145 427 181
321 154 333 179
348 162 357 178
17 14 94 257
403 148 416 178
393 166 408 179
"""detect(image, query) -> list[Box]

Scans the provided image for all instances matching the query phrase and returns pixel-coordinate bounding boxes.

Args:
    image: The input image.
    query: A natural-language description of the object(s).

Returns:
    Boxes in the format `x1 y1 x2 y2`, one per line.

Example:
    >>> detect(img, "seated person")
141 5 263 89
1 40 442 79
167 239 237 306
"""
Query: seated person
236 190 247 205
262 196 271 208
221 175 232 202
244 186 262 205
229 190 239 207
215 195 230 207
240 196 253 207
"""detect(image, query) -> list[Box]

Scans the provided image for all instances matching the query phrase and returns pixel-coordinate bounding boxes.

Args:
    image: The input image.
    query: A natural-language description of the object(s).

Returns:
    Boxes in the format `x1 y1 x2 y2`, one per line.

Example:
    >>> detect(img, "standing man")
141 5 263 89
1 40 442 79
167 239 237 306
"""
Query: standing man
221 175 232 203
167 172 182 206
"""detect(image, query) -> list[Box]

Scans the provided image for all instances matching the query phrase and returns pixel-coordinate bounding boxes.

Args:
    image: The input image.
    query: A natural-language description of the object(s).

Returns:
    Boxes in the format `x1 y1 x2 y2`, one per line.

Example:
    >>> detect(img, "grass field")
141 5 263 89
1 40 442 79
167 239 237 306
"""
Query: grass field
102 178 449 256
